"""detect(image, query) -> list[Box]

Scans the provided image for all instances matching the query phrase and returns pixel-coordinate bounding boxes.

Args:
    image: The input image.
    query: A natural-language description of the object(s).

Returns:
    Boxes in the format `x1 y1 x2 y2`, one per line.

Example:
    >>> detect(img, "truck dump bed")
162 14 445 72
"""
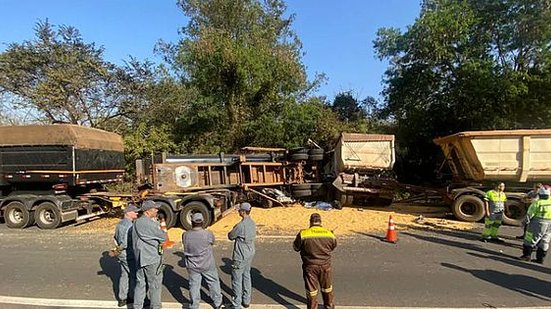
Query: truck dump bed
434 129 551 183
0 124 125 186
334 133 395 173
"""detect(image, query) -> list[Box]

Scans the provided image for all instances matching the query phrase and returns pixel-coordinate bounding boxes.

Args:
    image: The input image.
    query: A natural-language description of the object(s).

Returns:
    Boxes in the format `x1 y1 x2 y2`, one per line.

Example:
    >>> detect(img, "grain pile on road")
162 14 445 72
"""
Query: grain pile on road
72 203 476 241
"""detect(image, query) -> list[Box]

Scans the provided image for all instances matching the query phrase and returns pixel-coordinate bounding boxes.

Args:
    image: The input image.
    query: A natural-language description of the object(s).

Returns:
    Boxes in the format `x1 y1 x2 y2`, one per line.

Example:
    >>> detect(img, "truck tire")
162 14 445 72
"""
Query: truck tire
156 201 176 228
261 198 274 208
34 202 62 229
308 149 324 161
452 195 485 223
179 201 212 230
4 201 33 229
308 149 324 155
503 200 526 226
290 153 309 161
373 198 393 207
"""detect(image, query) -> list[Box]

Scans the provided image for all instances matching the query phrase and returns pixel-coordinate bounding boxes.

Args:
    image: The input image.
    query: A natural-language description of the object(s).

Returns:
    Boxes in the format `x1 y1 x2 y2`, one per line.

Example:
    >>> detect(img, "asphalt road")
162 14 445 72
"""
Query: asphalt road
0 221 550 308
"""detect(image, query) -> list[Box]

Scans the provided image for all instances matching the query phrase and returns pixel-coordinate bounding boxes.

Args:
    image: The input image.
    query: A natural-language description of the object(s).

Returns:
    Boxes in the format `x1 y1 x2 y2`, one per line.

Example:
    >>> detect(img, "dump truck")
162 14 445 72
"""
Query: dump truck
0 124 128 229
434 129 551 226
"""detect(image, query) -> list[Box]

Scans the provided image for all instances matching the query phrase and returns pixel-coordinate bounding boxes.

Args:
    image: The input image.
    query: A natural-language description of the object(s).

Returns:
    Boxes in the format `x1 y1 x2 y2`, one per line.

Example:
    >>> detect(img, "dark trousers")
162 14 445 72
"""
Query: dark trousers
302 263 334 309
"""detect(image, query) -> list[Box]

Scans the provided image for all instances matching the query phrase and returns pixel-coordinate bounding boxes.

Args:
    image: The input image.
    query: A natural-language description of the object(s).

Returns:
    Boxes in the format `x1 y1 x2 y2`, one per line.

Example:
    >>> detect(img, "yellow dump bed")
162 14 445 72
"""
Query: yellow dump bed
434 129 551 182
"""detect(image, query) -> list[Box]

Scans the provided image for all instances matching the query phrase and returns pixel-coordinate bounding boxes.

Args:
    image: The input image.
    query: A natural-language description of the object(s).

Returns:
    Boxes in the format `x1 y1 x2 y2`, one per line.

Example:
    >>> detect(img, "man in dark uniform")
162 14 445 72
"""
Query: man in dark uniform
114 204 139 307
293 213 337 309
132 200 167 309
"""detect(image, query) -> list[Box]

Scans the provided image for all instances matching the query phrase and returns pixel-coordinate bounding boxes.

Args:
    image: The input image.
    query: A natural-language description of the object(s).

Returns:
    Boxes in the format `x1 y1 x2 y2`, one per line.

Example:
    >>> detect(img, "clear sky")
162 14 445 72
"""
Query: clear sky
0 0 421 101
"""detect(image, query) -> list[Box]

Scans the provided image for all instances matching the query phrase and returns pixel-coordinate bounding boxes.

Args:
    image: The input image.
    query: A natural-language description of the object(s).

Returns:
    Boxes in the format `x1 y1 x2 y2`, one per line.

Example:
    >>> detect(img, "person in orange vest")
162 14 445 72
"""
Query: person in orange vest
293 213 337 309
481 183 507 243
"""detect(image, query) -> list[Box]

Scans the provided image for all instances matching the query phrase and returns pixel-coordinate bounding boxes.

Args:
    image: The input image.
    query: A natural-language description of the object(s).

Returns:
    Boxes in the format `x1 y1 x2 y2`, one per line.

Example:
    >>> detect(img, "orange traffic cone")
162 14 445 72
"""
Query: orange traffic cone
160 218 175 249
384 215 398 243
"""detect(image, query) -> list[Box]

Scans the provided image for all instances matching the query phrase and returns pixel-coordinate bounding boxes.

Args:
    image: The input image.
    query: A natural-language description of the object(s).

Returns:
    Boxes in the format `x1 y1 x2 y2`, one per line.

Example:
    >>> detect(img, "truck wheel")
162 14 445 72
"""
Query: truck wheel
179 201 212 230
373 198 393 207
452 195 485 222
261 198 274 208
290 153 309 161
503 200 526 226
156 201 176 228
35 202 62 229
4 202 33 228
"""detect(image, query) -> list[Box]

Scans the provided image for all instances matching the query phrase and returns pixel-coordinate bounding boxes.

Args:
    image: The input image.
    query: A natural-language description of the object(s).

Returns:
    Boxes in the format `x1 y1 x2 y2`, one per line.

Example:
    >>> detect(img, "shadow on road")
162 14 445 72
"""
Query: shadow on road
220 257 306 308
467 252 551 275
97 251 120 301
442 262 551 301
171 251 228 305
403 231 518 257
352 231 385 241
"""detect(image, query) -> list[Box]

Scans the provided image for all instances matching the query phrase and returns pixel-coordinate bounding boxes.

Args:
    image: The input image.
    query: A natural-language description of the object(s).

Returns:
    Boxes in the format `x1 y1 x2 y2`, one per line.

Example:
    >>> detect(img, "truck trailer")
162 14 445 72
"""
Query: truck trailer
0 124 127 229
434 129 551 226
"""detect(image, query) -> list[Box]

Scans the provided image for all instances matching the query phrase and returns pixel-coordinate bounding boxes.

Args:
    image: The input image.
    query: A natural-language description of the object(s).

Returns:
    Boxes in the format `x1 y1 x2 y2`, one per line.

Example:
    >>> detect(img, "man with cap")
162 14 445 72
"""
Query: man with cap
114 204 140 307
182 212 224 309
293 213 337 309
519 186 551 263
228 202 257 309
132 200 167 309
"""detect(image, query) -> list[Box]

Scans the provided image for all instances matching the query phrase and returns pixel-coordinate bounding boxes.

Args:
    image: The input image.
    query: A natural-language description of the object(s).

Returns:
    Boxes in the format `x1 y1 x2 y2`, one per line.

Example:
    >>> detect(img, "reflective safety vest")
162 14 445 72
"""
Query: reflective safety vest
485 190 507 212
527 198 551 219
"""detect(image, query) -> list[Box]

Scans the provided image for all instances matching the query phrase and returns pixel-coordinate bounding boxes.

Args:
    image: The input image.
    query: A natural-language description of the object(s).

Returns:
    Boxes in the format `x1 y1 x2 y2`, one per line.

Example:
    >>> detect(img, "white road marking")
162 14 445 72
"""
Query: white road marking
0 295 550 309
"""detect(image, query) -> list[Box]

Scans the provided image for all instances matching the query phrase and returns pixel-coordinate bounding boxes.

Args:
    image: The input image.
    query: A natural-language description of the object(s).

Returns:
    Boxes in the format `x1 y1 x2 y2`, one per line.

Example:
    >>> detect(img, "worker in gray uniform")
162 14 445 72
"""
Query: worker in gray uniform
132 200 167 309
114 204 140 307
519 187 551 263
182 212 224 309
228 202 257 309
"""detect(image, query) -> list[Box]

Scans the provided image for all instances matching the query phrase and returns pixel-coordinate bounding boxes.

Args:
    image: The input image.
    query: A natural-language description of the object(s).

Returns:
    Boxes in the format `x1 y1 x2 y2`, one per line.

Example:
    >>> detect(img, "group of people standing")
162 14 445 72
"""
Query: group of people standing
112 200 337 309
481 182 551 263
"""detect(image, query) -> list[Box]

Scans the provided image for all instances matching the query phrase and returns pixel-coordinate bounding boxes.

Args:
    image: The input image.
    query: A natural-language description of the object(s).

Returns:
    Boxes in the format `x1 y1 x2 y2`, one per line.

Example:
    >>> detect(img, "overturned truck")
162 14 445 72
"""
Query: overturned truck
136 133 397 227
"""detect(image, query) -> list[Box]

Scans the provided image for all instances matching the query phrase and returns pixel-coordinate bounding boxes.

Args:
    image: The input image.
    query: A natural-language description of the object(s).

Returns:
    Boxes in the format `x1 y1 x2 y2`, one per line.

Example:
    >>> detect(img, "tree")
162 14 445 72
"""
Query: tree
331 91 367 122
160 0 311 151
374 0 551 182
0 20 124 128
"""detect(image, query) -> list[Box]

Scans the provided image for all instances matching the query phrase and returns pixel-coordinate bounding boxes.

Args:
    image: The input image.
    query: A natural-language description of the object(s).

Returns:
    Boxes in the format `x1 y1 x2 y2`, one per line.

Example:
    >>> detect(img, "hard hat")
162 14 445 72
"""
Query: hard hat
538 187 551 196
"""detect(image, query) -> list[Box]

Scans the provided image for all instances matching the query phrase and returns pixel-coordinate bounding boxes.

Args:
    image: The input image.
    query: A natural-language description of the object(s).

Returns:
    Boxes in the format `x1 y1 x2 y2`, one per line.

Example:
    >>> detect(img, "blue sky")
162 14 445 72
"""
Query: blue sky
0 0 421 101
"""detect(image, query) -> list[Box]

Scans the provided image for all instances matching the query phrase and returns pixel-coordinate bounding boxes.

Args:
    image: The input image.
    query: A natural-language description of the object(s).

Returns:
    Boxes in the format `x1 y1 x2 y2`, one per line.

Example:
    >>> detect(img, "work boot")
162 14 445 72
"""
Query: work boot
536 248 547 264
117 299 126 307
518 245 533 261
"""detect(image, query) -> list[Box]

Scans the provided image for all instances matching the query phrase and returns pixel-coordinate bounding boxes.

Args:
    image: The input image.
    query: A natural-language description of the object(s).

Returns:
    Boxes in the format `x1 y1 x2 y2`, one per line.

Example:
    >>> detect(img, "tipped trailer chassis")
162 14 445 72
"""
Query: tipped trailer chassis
136 147 327 229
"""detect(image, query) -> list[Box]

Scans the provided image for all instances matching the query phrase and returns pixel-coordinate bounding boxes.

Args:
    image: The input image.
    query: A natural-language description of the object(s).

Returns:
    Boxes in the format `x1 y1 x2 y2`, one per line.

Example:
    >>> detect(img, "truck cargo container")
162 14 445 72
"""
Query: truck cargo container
0 124 127 229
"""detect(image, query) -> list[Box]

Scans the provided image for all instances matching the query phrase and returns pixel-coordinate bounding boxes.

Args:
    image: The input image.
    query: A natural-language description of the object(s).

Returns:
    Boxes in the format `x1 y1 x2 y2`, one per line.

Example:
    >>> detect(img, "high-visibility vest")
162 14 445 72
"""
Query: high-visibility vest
527 198 551 219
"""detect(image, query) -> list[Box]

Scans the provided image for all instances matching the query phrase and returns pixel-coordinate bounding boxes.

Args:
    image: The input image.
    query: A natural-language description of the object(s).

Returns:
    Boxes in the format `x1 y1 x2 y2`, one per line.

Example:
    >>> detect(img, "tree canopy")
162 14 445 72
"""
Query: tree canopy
374 0 551 182
0 21 125 128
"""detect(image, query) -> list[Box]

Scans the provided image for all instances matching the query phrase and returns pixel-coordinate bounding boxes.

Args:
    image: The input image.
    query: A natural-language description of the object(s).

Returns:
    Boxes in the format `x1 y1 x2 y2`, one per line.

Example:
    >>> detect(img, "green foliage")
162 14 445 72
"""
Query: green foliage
161 0 309 150
0 20 124 128
123 122 177 172
374 0 551 182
